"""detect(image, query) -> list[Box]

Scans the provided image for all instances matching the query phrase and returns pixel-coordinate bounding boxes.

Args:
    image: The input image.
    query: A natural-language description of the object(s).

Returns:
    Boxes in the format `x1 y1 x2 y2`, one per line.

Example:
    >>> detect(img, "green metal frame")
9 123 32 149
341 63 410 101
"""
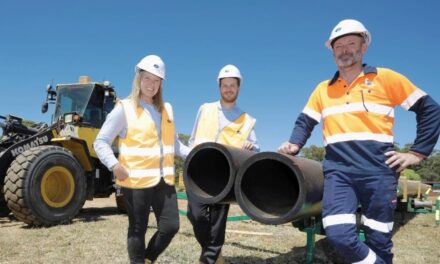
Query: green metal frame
296 217 324 264
406 197 433 214
294 215 365 264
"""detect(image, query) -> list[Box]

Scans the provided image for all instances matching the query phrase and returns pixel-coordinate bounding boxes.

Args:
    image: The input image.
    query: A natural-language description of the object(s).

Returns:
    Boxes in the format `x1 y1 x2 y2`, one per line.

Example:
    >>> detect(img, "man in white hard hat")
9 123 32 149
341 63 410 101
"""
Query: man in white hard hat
279 19 440 263
187 64 259 264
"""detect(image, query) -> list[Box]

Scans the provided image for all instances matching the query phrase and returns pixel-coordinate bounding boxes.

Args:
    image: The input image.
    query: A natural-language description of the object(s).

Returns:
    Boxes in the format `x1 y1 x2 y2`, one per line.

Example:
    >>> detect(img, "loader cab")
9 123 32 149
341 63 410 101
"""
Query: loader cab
49 77 116 128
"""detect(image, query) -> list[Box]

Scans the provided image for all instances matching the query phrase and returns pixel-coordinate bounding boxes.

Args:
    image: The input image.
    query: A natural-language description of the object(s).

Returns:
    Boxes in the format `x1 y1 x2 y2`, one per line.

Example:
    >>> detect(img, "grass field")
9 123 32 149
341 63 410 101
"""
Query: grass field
1 196 439 264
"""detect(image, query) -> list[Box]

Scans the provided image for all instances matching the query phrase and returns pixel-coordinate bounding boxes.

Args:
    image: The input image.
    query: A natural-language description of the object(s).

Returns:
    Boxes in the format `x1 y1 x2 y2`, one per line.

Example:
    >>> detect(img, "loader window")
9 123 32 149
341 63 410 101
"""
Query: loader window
53 84 94 123
83 87 105 127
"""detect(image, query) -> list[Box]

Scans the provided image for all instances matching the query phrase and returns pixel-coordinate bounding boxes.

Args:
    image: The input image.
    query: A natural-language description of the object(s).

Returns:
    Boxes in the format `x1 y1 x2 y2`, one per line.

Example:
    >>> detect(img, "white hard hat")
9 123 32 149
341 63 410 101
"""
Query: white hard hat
135 55 166 79
325 19 371 49
217 64 242 83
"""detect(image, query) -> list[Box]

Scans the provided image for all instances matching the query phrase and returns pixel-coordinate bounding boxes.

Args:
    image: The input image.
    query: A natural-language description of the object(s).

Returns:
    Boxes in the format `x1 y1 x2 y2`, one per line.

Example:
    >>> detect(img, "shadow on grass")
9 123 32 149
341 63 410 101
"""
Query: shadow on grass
393 210 417 234
0 206 125 229
224 238 348 264
74 206 122 222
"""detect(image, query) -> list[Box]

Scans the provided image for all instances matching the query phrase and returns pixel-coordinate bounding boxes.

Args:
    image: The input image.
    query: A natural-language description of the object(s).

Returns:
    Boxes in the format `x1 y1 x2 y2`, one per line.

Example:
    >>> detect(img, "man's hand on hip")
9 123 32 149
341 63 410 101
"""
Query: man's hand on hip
384 151 425 172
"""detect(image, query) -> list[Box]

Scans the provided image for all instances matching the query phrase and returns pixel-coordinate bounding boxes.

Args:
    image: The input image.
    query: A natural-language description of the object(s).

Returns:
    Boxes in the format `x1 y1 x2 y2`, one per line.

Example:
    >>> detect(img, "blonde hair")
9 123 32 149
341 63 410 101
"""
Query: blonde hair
128 70 164 113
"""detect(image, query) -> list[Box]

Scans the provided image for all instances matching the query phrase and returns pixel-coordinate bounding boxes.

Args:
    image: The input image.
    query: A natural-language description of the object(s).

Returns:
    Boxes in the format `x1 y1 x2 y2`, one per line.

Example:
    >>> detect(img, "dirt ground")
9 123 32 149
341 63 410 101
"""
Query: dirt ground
1 195 439 264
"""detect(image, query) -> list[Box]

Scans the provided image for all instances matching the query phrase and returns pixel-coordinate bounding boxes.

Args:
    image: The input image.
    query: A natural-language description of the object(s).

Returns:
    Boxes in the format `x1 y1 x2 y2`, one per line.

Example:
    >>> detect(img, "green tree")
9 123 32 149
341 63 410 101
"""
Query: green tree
394 143 440 182
415 150 440 181
300 145 325 161
299 143 440 181
393 142 412 152
174 133 190 189
401 169 421 181
174 133 190 174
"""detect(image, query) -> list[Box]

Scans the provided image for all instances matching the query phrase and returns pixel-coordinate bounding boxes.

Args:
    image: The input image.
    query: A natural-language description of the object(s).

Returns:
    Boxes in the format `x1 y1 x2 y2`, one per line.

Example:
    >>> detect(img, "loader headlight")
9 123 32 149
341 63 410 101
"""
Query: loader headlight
63 113 81 124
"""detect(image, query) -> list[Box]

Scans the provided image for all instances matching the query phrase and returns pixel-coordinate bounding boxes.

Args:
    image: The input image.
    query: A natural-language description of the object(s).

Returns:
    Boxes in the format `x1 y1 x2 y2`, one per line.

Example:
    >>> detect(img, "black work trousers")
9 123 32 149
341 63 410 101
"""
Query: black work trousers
187 195 230 264
122 178 179 264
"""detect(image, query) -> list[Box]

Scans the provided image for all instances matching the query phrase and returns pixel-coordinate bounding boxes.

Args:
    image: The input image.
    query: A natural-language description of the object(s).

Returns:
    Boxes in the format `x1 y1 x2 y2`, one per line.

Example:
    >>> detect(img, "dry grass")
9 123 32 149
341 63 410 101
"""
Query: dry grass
1 196 439 264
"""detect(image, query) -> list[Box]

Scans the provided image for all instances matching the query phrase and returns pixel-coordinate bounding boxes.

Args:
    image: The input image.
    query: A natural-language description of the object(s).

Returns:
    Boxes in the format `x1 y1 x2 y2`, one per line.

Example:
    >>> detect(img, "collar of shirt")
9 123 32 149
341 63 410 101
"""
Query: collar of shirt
328 64 377 86
215 100 242 114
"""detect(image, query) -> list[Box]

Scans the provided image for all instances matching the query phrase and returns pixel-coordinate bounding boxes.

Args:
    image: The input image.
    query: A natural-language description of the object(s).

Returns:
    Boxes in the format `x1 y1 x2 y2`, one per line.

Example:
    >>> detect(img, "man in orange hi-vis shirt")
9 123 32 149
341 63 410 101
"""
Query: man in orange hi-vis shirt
279 19 440 264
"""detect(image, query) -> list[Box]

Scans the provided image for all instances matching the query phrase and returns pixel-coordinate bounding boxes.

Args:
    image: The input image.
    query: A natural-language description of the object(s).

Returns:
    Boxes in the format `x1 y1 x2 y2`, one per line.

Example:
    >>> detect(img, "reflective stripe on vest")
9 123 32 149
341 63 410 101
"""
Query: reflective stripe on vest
194 102 255 148
118 99 175 188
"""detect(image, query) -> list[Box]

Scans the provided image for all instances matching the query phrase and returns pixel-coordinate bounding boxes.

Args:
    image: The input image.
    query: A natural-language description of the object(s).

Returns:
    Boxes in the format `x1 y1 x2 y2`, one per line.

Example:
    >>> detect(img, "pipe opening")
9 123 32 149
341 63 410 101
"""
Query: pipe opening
240 159 300 218
186 148 231 199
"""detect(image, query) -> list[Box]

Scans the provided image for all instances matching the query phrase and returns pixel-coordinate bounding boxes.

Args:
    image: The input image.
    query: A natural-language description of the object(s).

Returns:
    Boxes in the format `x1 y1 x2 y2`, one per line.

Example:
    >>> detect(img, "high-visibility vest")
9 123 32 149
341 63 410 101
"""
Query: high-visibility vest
117 99 175 188
194 102 255 148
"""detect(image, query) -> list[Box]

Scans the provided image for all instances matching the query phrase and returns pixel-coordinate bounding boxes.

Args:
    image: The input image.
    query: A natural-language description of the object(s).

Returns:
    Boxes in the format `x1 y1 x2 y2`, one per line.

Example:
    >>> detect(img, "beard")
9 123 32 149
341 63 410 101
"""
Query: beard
336 50 363 68
221 92 238 103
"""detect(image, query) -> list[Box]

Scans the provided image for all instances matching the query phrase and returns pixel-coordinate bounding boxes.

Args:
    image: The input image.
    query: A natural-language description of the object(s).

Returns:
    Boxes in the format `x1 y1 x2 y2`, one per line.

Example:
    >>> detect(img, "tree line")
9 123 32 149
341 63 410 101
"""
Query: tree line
299 144 440 182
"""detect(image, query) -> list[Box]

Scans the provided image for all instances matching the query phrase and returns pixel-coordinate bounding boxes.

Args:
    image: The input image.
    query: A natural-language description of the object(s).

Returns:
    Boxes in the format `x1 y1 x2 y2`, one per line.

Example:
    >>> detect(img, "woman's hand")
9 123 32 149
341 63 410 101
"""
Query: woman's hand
112 163 129 181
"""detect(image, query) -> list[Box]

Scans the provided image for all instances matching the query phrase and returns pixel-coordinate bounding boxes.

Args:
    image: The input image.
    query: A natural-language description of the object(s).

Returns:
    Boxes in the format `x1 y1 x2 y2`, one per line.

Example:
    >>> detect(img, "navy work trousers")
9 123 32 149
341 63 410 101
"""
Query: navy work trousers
322 170 397 264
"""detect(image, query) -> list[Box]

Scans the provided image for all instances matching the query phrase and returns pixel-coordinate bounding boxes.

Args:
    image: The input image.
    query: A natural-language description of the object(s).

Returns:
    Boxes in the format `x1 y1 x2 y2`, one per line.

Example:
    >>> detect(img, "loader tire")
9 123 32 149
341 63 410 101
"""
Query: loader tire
115 194 127 214
4 146 87 226
0 190 10 217
1 147 11 216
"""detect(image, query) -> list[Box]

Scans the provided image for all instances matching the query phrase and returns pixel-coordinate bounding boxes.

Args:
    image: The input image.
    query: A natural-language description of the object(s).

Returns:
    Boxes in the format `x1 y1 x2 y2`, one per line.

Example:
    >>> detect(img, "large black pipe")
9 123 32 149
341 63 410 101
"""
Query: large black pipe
235 152 323 225
183 142 254 204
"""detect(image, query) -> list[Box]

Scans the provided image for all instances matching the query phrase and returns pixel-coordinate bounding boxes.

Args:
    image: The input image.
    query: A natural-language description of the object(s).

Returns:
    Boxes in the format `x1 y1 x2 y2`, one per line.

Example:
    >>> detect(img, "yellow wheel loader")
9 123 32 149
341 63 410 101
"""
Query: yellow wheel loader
0 76 125 226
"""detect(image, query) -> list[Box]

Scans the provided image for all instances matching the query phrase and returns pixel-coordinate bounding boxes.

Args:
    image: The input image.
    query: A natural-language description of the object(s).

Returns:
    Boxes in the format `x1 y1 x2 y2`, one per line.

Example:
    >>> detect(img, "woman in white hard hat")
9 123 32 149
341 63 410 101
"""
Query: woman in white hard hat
94 55 190 264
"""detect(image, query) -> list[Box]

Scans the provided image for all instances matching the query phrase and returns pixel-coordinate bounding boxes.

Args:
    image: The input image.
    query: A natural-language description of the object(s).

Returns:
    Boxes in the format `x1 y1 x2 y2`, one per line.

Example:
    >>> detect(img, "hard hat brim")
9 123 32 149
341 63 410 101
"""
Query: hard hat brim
325 32 371 49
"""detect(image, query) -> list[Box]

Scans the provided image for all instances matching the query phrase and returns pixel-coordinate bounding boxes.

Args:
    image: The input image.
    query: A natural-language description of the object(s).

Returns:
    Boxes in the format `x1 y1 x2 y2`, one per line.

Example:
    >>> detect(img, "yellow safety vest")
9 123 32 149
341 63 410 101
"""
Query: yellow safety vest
194 102 255 148
117 99 175 188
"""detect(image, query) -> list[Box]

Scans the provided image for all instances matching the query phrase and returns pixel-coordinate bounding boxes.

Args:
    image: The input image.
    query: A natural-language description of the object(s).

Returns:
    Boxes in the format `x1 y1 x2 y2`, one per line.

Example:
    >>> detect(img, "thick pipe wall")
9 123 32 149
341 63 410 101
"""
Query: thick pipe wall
183 142 254 204
234 152 324 225
185 143 434 226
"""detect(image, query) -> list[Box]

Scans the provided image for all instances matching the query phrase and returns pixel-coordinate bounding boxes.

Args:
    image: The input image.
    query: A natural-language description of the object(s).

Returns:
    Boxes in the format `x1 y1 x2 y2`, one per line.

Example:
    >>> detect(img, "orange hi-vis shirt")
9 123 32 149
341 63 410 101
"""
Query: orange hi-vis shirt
118 99 175 188
290 65 440 174
305 66 425 146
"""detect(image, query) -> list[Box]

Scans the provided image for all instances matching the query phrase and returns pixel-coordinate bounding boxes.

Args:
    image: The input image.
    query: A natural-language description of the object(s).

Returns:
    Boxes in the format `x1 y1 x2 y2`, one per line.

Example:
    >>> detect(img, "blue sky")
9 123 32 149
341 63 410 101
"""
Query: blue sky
1 1 439 151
